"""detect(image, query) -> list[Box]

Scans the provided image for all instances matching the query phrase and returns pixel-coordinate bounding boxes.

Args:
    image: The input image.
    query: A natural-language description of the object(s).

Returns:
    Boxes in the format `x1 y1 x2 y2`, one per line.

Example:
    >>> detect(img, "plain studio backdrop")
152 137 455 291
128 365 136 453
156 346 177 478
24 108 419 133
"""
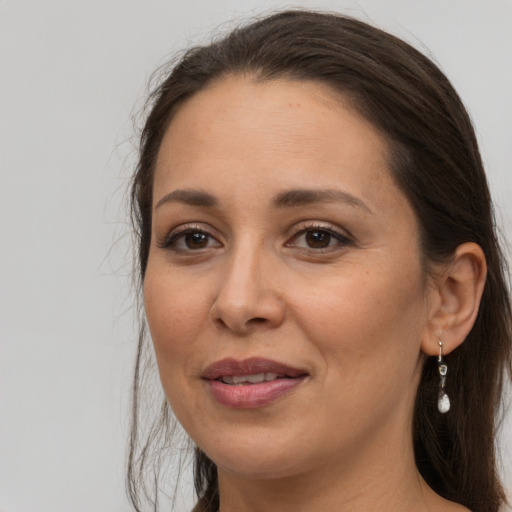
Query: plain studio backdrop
1 0 511 511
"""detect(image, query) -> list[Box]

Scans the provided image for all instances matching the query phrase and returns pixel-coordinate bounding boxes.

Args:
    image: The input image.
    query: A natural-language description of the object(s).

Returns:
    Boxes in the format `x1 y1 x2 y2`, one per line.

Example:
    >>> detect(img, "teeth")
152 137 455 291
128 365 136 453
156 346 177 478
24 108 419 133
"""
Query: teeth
238 374 264 384
221 372 279 385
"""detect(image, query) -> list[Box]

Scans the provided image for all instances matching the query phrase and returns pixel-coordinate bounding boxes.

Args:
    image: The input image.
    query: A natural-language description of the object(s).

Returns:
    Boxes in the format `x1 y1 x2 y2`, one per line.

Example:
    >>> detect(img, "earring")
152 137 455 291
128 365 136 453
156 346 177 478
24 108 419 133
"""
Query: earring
437 340 450 413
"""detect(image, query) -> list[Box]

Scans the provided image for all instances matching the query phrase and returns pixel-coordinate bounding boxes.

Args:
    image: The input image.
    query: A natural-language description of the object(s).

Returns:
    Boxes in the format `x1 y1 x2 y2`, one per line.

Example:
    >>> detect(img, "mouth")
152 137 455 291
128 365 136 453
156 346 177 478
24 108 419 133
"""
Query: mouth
202 358 309 408
202 357 308 382
219 372 292 385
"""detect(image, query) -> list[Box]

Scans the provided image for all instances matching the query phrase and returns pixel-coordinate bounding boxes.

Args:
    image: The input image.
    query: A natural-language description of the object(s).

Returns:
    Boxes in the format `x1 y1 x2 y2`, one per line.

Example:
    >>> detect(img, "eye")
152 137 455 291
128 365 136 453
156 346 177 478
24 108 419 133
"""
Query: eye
180 232 213 249
303 230 334 249
159 227 222 251
286 225 352 251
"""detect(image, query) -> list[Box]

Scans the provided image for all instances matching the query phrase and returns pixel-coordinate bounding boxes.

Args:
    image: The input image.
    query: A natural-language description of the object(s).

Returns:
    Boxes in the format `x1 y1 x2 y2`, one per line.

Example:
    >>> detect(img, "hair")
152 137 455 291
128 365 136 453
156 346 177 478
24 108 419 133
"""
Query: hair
128 9 512 512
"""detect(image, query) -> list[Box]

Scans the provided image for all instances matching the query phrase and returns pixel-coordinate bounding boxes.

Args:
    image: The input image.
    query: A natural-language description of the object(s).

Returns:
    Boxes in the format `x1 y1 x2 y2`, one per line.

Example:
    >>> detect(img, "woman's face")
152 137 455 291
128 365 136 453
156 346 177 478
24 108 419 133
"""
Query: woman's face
144 76 435 481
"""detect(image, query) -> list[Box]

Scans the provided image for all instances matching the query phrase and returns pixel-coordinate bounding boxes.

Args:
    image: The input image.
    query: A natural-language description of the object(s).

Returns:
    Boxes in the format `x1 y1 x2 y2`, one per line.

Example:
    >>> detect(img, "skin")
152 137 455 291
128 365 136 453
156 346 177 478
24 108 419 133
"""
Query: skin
144 76 483 511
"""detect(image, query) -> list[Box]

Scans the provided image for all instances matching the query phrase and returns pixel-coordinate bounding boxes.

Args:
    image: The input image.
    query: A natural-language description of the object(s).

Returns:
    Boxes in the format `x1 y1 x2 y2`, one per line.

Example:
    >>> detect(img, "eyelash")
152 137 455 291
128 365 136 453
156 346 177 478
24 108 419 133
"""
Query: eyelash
158 223 353 253
157 224 218 251
286 223 353 252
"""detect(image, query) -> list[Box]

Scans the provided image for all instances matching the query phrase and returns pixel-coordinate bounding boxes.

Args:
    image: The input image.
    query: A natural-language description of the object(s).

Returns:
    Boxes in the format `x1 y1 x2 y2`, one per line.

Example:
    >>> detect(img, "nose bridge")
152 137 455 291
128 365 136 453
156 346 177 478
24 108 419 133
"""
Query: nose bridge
226 235 262 294
211 233 284 332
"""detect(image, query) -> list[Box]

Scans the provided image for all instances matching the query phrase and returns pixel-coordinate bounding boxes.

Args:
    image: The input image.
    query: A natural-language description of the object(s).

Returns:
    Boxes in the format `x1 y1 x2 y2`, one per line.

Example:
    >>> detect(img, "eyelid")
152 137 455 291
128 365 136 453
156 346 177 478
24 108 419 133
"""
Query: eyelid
285 221 354 250
156 220 354 252
157 223 222 250
288 221 353 240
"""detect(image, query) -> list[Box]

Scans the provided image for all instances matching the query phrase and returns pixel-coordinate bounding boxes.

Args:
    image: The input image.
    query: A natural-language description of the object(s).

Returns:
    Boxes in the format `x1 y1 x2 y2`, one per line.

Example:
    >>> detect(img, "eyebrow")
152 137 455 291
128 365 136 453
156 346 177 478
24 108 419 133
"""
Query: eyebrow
155 189 218 210
272 188 373 214
154 187 372 214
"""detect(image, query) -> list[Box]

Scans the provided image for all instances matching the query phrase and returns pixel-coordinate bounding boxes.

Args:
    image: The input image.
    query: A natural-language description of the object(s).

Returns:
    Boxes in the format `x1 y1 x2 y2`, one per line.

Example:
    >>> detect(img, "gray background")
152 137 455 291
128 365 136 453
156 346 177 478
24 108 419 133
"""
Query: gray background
1 0 511 511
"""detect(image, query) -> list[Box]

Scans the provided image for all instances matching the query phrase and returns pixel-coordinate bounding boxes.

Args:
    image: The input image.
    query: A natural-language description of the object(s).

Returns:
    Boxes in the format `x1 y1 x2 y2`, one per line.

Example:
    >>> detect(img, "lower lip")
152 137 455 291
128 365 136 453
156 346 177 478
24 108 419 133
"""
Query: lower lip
206 377 307 408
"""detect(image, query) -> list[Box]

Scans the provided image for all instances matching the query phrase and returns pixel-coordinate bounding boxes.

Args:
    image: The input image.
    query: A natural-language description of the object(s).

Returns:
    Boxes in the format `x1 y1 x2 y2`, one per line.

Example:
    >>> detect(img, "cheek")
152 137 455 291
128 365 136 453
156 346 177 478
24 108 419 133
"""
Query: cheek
291 260 427 379
143 266 211 378
300 270 426 437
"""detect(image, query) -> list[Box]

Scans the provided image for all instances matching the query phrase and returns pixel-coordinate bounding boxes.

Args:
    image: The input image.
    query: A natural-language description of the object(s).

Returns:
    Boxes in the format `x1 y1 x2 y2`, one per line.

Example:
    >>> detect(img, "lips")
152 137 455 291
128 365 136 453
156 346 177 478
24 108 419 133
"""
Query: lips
202 357 308 408
202 357 307 380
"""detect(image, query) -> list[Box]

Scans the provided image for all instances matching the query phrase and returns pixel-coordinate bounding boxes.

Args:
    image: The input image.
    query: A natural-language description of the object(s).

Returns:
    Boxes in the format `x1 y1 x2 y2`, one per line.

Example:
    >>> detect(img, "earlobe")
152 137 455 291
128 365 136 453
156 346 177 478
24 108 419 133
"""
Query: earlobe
421 242 487 356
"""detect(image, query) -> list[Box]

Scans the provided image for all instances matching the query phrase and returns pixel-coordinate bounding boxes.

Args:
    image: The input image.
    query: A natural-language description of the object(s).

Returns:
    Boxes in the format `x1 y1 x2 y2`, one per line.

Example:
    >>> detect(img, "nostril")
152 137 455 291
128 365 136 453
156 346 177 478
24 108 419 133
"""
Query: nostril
213 315 269 333
248 317 267 324
214 317 228 328
210 290 286 332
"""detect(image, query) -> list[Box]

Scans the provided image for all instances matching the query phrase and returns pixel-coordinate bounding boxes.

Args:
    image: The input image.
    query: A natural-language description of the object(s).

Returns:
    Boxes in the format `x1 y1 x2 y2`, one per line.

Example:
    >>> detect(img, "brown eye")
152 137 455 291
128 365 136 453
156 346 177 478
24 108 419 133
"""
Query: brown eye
305 230 332 248
286 225 352 252
159 228 222 251
184 232 209 249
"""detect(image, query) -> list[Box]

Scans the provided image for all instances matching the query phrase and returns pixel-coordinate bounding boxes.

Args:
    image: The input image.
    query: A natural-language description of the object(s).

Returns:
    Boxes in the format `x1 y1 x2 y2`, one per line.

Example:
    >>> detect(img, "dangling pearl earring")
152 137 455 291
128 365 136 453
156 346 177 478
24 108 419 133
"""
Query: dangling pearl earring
437 340 450 413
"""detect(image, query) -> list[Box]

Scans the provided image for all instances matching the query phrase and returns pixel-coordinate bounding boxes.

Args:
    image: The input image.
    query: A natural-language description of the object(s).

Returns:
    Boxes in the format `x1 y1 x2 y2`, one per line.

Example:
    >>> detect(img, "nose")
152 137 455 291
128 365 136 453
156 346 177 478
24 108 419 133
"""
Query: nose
210 242 286 334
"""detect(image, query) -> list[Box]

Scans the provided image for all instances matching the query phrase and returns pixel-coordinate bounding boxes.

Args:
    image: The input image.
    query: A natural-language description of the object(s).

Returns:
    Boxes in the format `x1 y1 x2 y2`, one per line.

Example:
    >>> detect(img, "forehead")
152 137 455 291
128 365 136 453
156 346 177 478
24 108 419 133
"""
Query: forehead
153 76 398 212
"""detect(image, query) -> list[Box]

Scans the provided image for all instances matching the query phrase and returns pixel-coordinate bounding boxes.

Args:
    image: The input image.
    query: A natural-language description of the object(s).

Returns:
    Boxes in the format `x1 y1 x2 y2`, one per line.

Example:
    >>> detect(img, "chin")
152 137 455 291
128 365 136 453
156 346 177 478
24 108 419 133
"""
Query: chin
192 424 321 481
212 450 312 481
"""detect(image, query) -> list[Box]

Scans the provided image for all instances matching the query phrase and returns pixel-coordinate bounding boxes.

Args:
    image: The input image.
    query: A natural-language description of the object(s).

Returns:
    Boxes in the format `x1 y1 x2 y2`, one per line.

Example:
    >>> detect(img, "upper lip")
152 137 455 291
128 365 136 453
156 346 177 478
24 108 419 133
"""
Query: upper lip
202 357 308 380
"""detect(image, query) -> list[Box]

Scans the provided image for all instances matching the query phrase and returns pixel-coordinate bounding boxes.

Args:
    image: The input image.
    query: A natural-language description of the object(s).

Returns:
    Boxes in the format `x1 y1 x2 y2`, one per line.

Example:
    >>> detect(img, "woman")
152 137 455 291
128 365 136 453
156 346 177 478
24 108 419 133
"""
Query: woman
128 10 512 512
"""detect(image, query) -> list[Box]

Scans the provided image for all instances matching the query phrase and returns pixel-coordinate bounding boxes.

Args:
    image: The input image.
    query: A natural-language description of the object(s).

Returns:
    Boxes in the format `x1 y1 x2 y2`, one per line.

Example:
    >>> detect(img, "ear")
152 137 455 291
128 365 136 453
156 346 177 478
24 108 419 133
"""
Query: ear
421 242 487 356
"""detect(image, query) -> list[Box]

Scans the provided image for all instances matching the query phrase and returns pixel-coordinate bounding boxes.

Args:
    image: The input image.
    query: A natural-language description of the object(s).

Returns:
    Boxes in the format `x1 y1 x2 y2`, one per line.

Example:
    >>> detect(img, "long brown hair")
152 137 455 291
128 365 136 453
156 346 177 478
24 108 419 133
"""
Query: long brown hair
128 10 512 512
